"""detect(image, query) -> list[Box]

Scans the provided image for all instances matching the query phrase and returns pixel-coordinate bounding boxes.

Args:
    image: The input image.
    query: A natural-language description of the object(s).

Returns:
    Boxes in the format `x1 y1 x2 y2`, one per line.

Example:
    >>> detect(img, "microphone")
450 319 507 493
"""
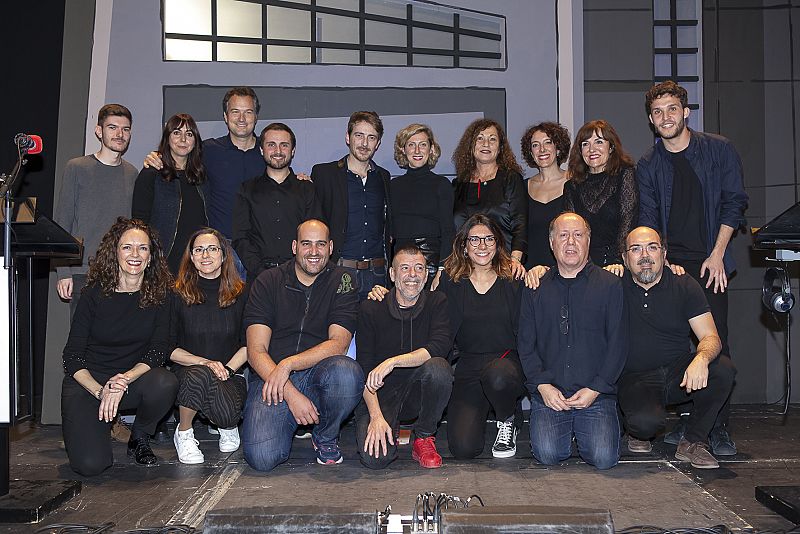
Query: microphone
14 133 43 155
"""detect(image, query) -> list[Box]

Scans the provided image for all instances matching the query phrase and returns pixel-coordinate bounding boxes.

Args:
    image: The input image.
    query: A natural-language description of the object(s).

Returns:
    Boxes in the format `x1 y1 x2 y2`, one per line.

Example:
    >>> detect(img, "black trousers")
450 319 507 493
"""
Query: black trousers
356 357 453 469
673 258 733 425
618 354 736 444
61 368 178 476
174 365 247 429
446 354 526 460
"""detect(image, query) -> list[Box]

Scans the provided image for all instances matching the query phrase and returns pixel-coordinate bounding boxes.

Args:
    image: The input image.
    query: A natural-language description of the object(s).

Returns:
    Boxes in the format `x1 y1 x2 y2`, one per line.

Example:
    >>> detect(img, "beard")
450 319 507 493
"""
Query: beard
633 257 659 284
657 115 686 140
266 156 291 170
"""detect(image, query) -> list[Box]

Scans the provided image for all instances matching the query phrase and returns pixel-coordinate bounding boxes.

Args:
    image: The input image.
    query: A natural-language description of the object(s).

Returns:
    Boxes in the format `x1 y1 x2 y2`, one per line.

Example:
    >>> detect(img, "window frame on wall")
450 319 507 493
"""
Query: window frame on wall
161 0 507 70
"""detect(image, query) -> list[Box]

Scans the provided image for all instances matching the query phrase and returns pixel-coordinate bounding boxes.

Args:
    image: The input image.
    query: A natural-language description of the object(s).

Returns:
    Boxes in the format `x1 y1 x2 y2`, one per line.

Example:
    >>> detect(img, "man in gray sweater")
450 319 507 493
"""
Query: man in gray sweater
54 104 138 316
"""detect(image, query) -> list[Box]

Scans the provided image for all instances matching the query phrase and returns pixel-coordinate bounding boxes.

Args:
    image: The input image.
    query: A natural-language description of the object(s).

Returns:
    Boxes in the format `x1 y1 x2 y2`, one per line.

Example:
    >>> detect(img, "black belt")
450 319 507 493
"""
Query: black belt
338 257 385 270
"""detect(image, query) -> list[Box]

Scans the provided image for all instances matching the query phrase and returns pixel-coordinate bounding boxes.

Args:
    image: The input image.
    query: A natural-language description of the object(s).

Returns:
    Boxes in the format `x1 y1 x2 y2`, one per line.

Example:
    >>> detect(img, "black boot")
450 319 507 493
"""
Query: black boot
127 436 158 467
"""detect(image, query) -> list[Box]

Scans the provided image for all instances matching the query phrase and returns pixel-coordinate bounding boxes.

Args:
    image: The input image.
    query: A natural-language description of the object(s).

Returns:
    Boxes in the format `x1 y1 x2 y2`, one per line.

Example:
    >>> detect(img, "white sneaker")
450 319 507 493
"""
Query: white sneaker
207 425 219 435
174 428 204 464
492 420 517 458
218 426 240 453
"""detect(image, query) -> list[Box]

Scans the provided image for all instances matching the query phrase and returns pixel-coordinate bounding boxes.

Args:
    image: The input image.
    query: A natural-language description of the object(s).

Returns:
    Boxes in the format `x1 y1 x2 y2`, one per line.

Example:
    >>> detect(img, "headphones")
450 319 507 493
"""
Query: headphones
763 266 795 313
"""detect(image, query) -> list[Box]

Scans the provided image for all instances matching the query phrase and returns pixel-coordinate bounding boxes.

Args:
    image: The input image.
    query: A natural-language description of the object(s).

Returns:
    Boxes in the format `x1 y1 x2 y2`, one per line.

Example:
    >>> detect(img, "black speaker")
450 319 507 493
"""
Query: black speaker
763 266 795 313
203 506 377 533
440 505 614 533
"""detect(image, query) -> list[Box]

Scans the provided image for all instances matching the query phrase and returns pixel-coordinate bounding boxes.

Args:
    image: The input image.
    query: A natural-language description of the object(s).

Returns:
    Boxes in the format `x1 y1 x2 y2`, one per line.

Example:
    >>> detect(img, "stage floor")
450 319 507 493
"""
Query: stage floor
3 405 799 532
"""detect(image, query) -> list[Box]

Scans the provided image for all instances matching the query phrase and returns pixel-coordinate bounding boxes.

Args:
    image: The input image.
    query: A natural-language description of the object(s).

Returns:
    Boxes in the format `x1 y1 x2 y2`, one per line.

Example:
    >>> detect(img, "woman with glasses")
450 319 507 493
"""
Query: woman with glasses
170 228 248 464
564 120 638 274
133 113 209 275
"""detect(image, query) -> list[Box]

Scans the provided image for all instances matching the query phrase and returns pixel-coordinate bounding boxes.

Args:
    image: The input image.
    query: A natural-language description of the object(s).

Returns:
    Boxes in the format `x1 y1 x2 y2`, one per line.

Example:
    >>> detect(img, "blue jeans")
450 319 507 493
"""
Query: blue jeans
529 393 620 470
338 261 386 301
241 356 364 472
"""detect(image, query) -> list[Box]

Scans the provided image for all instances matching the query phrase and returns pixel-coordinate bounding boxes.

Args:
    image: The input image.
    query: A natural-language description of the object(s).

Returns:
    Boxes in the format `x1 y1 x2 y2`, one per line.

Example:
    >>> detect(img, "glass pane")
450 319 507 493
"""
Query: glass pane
218 42 262 62
164 0 211 35
654 26 671 48
413 27 452 50
459 56 502 69
413 6 453 27
676 0 696 19
676 26 697 48
653 0 670 20
267 6 311 41
318 0 359 11
317 13 359 44
459 14 502 35
654 53 672 77
318 47 360 64
460 35 501 54
365 0 407 19
365 51 406 65
217 0 262 38
413 53 452 67
365 20 406 47
677 53 697 76
267 45 311 63
683 82 700 107
165 38 212 61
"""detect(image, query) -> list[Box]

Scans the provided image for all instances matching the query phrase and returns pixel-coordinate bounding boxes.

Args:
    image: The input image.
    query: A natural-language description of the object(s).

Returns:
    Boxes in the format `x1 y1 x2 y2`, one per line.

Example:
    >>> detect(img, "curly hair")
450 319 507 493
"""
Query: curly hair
452 118 522 182
644 80 688 116
157 114 206 185
443 213 513 282
567 119 634 183
393 123 441 168
520 122 571 169
174 228 244 308
85 217 172 308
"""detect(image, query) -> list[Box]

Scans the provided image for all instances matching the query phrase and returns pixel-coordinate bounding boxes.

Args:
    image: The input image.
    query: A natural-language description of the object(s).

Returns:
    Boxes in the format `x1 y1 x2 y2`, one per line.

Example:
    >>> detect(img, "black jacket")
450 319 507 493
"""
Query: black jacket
311 156 392 262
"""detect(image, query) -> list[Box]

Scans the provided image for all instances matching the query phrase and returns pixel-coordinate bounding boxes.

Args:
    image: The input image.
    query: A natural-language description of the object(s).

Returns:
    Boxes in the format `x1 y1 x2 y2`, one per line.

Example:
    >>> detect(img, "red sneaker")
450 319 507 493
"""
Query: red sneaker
412 436 442 469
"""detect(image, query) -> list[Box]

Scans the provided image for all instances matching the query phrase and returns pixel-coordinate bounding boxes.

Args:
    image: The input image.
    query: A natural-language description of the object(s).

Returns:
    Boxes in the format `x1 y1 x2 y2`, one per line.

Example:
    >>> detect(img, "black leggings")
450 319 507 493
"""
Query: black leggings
61 368 178 476
446 355 526 460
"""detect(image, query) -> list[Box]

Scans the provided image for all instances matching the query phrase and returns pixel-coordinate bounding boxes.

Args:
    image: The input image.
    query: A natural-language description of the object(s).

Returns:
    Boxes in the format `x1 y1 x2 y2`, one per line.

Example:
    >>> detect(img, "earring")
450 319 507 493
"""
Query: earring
463 248 469 257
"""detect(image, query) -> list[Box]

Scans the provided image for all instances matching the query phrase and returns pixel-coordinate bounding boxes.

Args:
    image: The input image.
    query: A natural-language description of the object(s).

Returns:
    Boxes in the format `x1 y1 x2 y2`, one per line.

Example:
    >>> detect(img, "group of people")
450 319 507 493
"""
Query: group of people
54 80 747 476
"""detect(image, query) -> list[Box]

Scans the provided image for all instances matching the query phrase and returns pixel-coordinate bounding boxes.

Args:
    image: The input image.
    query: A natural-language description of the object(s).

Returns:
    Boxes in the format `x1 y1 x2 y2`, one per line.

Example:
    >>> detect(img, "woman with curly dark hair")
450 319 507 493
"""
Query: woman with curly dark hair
564 120 639 272
170 228 248 464
133 113 209 274
61 217 177 475
389 123 454 289
452 119 527 280
520 122 571 268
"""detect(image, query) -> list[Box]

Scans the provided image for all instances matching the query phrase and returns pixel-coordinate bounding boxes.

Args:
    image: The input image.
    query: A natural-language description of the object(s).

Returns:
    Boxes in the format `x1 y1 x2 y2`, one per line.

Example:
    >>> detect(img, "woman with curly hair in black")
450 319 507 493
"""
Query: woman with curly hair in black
61 217 177 475
452 119 527 280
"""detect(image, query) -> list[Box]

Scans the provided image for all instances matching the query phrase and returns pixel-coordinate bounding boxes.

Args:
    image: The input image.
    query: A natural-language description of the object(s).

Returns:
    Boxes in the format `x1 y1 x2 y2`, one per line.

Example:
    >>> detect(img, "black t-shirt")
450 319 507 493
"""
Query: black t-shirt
525 193 563 268
457 279 516 355
666 149 707 262
624 269 710 372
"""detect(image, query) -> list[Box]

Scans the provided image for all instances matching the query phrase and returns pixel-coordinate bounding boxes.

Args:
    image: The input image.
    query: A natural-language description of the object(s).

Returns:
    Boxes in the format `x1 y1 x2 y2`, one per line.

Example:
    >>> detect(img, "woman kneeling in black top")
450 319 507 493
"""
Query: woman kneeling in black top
61 217 176 475
170 228 248 464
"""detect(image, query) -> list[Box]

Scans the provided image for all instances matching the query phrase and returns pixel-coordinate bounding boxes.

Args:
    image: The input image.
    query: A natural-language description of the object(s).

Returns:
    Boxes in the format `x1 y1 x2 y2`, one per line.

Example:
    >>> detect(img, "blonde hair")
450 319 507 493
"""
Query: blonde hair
393 123 441 168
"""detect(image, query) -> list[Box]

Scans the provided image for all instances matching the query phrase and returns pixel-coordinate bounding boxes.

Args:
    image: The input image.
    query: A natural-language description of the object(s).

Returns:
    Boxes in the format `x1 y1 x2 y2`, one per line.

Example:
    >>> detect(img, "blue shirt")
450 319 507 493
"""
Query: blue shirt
203 135 265 238
339 166 385 260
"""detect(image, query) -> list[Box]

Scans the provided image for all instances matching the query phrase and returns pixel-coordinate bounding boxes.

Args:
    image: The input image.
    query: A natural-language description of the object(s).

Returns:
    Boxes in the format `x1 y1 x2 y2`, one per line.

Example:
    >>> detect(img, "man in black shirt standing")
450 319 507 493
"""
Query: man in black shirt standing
233 123 320 279
355 245 453 469
619 226 735 469
241 219 364 471
519 212 626 470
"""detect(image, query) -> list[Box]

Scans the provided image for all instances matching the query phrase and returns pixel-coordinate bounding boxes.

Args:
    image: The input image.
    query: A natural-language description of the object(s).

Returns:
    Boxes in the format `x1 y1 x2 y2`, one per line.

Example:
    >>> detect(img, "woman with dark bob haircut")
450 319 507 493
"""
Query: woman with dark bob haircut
389 123 454 289
452 119 527 280
564 119 638 271
133 113 209 274
520 121 571 268
170 228 248 464
61 217 177 475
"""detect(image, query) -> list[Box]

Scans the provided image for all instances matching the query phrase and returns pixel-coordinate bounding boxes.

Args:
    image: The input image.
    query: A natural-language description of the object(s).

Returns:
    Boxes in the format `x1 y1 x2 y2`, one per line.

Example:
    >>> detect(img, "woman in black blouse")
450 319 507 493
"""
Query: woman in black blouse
170 228 248 464
133 113 209 274
452 119 527 280
389 123 454 289
438 214 526 460
61 217 176 475
564 120 638 272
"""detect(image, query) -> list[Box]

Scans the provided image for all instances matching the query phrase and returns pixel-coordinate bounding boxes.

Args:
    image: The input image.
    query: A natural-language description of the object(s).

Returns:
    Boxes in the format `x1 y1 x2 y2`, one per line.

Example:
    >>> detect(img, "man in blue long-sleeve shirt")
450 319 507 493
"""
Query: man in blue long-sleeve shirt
519 212 627 469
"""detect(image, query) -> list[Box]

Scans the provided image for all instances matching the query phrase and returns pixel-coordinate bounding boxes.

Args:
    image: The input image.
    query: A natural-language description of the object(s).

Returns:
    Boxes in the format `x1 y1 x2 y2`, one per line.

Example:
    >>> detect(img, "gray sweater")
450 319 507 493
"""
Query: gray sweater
54 154 137 278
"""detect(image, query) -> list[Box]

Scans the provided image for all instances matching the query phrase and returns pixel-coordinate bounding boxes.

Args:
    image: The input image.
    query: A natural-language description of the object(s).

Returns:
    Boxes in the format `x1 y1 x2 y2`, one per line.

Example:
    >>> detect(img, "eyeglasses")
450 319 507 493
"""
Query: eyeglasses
467 235 496 247
626 243 662 256
560 305 569 336
191 245 222 256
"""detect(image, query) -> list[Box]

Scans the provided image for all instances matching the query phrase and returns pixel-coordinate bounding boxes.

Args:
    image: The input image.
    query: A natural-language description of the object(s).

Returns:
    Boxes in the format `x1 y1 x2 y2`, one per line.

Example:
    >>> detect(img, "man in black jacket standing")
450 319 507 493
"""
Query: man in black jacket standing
241 220 364 471
312 111 392 300
355 245 453 469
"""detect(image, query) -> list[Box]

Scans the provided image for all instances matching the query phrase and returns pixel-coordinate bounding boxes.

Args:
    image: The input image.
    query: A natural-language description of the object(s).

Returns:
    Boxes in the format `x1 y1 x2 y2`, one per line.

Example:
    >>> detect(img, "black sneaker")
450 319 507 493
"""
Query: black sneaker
127 437 158 467
492 420 517 458
709 425 737 456
663 415 688 445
